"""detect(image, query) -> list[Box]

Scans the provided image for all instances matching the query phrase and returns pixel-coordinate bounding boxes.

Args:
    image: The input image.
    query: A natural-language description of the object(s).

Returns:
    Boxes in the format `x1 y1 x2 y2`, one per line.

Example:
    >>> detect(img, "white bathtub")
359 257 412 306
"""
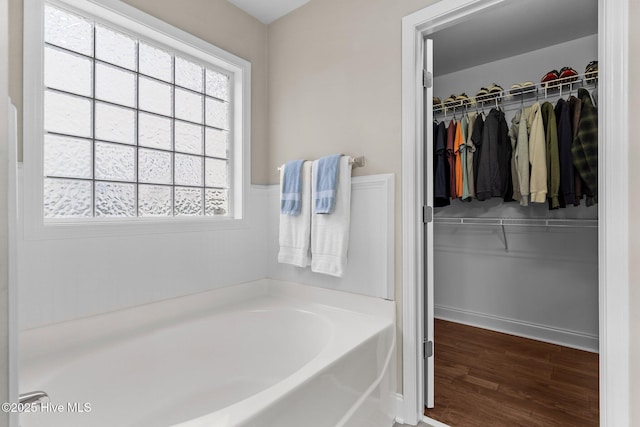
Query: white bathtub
19 280 396 427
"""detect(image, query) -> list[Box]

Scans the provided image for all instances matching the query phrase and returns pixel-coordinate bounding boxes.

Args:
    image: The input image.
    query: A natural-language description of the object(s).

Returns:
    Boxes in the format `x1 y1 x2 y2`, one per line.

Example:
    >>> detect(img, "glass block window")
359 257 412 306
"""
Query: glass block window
42 4 232 219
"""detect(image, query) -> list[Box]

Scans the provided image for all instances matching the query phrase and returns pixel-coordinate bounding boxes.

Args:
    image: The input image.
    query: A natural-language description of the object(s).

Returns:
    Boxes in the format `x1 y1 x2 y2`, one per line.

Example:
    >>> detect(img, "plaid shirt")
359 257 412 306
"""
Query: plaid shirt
571 88 598 198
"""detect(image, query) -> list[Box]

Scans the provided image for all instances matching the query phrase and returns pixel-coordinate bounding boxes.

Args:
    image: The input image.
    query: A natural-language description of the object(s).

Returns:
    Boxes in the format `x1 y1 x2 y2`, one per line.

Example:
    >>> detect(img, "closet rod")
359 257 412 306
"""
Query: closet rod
434 72 598 116
433 217 598 228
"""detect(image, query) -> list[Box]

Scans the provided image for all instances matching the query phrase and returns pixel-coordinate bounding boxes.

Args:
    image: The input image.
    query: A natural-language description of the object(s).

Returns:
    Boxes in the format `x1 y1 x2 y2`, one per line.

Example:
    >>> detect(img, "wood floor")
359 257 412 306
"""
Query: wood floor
424 320 599 427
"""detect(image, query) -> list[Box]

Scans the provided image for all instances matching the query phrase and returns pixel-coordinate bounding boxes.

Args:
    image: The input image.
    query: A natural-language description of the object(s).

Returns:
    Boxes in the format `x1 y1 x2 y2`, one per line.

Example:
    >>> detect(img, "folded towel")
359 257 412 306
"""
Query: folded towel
314 153 342 214
311 156 352 277
280 159 305 215
278 161 312 267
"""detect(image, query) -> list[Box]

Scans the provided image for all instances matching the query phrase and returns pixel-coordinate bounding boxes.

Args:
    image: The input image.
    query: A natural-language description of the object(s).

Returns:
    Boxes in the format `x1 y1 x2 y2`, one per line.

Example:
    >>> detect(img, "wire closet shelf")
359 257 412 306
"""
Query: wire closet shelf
433 71 598 117
433 217 598 252
433 217 598 228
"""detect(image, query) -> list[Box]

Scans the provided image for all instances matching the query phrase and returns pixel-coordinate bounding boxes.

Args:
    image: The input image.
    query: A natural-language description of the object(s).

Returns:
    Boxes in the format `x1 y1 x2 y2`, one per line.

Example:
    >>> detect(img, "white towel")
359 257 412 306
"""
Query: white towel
278 161 311 267
311 156 352 277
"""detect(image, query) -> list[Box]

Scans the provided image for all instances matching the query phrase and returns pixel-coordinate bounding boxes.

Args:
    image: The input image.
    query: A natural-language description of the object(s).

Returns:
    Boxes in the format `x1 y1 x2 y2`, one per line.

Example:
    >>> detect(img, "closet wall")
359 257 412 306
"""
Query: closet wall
431 34 599 351
436 35 597 119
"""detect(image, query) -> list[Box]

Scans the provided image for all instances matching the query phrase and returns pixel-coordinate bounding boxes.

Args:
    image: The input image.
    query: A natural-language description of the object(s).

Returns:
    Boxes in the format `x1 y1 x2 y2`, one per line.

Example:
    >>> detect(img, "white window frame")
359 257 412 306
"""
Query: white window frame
23 0 251 239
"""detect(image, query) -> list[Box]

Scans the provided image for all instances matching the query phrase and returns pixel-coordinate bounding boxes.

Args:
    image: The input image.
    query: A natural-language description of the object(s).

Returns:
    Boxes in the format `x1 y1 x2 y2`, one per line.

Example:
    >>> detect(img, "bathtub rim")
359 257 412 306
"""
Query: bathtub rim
20 279 394 381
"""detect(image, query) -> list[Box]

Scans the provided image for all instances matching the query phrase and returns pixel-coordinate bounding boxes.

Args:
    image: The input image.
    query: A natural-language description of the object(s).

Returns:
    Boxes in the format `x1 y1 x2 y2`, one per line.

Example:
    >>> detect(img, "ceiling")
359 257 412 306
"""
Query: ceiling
226 0 597 70
227 0 311 24
429 0 598 76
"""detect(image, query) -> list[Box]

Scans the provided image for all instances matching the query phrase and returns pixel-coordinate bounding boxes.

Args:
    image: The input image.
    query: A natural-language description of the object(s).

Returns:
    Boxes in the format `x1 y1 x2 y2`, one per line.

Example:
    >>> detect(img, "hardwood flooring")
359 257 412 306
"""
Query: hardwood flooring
424 320 599 427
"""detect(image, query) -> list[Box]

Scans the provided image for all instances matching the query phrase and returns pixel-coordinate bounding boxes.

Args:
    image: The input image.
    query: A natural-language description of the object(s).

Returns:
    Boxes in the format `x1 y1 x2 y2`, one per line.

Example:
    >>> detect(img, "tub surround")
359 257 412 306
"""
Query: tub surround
17 178 271 330
18 173 393 329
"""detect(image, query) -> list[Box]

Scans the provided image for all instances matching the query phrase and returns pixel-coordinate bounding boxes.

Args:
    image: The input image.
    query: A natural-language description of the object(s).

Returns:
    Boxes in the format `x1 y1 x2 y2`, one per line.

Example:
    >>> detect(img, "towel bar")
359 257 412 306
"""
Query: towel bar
277 156 365 171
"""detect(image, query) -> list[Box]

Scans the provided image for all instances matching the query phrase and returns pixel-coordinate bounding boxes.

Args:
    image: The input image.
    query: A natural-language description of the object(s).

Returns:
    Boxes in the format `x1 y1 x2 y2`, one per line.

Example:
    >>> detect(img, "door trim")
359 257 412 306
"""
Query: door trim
400 0 630 425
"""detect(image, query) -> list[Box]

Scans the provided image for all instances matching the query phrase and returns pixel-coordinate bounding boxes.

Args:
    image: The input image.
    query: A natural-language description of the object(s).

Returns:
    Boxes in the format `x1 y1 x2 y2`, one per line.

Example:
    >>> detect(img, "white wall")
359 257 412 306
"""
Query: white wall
431 34 600 351
267 174 394 301
18 186 269 329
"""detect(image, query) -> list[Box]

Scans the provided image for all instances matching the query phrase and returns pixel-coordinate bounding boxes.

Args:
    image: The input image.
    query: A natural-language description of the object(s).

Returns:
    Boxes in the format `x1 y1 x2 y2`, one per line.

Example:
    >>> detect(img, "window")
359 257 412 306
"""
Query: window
25 0 250 231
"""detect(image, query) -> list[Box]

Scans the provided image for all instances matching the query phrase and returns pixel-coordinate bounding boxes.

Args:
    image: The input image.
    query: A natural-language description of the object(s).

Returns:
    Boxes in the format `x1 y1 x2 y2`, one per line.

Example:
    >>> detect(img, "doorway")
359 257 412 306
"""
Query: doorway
400 0 630 426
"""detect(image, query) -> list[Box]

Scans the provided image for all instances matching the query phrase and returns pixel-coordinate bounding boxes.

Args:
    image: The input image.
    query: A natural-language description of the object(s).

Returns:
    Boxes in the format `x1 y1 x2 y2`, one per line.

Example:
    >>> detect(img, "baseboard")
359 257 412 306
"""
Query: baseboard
394 393 452 427
422 416 451 427
393 393 404 424
435 305 599 352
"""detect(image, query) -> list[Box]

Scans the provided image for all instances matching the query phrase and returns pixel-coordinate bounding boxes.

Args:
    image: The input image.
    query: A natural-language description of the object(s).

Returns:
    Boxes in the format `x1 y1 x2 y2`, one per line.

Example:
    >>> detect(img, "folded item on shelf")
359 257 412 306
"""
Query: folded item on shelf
559 66 579 83
487 83 503 94
475 87 489 99
540 69 559 88
455 93 472 106
585 61 598 83
510 81 535 94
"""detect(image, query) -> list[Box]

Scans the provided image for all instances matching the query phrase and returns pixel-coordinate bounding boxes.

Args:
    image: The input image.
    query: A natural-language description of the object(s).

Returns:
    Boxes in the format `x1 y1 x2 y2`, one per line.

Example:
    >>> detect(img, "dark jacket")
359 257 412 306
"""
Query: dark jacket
555 99 576 206
471 113 484 193
446 120 457 199
434 121 450 207
568 96 585 205
541 102 560 209
497 111 513 202
572 88 598 204
475 109 504 201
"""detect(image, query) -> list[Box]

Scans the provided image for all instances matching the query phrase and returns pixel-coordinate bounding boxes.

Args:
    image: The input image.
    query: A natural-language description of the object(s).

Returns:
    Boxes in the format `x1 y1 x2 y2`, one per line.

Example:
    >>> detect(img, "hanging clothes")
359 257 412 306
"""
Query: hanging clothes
446 119 457 199
465 112 478 200
541 102 560 209
460 114 470 200
432 80 598 210
471 113 485 195
509 115 521 204
434 121 450 207
568 95 585 205
526 102 548 203
475 108 503 201
572 88 598 205
509 108 530 206
497 109 513 202
454 119 465 198
555 98 576 207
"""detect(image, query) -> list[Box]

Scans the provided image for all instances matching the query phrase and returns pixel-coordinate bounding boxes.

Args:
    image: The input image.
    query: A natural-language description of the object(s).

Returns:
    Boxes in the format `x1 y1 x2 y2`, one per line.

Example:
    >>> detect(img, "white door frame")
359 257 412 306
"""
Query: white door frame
400 0 630 425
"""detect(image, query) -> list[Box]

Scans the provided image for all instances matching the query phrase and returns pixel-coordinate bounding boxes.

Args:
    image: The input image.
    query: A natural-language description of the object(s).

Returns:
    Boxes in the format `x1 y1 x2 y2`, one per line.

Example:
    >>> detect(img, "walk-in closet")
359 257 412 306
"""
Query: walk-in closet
423 0 599 425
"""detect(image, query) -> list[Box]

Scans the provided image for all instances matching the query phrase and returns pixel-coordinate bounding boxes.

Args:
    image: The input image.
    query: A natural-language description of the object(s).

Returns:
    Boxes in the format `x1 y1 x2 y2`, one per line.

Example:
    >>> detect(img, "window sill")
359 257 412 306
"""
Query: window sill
24 215 249 241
